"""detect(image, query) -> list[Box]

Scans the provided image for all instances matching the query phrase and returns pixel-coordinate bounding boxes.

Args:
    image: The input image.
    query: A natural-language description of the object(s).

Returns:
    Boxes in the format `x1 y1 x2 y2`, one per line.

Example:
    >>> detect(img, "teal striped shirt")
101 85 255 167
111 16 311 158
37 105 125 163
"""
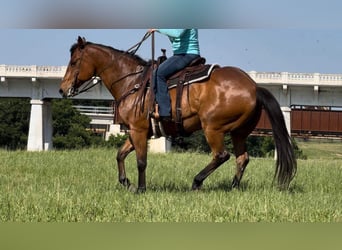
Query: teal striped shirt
157 29 200 55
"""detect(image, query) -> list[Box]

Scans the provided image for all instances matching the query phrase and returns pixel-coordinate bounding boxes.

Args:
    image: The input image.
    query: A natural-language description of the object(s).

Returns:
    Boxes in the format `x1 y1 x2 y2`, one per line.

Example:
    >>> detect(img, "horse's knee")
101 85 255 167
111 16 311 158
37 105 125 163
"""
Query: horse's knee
116 149 129 162
137 159 147 171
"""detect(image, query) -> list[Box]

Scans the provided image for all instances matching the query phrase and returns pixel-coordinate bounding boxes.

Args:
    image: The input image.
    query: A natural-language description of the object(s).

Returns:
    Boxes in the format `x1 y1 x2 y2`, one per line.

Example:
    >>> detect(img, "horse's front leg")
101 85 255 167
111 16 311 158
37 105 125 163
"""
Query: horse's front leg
117 138 135 188
129 129 148 193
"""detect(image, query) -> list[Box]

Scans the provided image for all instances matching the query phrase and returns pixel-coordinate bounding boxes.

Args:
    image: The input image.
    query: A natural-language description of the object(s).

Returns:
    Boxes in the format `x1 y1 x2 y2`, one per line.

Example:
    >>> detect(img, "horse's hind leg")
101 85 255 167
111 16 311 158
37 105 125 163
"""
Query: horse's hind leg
230 133 249 189
192 130 230 190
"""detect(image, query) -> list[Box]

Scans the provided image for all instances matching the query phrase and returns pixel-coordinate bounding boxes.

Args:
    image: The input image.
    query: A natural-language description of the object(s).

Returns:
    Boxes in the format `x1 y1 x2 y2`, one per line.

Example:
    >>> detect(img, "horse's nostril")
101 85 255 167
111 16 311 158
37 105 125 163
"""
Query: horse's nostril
59 89 65 97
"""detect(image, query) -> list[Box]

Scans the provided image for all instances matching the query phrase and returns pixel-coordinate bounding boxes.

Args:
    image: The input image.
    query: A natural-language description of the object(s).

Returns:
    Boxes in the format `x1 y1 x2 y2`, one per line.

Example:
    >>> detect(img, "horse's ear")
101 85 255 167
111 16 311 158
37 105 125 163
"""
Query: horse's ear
77 36 86 48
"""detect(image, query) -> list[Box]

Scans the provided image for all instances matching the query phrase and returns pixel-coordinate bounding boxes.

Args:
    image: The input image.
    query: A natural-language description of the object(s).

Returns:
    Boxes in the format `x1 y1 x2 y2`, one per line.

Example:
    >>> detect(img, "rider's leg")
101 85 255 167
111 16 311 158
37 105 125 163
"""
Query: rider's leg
154 54 199 117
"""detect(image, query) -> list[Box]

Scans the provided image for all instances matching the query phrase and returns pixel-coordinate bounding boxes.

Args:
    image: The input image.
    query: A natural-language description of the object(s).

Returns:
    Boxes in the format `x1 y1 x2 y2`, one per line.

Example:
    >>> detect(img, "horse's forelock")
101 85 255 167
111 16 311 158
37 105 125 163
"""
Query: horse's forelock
70 43 79 55
69 41 90 55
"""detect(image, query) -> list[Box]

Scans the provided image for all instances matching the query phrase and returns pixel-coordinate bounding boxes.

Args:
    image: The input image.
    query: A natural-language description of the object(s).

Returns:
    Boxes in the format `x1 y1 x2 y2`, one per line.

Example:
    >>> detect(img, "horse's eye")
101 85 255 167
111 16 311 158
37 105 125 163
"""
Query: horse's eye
70 58 79 67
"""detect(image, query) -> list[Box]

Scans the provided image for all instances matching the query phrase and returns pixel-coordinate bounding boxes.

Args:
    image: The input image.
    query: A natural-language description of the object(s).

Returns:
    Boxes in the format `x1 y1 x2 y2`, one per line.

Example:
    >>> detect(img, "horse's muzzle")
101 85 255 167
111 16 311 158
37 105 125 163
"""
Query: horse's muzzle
59 88 66 98
59 87 78 98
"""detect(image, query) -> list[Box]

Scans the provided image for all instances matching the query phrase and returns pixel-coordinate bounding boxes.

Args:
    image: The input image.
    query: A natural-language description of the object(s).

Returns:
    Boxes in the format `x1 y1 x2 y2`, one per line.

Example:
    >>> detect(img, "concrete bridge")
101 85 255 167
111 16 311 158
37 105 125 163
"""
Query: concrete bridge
1 64 342 151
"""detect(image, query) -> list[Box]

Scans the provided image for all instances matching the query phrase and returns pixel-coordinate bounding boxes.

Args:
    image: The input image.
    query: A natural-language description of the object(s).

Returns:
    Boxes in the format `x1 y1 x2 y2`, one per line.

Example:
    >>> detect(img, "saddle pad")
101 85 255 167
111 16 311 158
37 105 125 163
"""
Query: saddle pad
167 64 219 89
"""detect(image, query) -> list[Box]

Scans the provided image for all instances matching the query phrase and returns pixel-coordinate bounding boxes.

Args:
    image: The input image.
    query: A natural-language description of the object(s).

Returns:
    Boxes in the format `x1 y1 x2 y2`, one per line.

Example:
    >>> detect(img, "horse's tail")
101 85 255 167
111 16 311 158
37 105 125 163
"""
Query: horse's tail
256 86 297 189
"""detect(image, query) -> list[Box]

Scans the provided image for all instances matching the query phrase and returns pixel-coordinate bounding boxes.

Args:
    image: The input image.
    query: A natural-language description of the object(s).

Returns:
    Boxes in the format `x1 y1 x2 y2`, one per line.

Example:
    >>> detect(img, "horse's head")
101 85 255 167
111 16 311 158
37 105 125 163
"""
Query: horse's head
59 36 96 97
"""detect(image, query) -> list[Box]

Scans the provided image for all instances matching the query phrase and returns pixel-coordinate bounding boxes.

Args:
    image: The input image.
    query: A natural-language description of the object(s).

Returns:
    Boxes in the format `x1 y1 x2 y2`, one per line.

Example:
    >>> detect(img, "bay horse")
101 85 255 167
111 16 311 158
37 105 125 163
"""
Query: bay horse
59 36 296 192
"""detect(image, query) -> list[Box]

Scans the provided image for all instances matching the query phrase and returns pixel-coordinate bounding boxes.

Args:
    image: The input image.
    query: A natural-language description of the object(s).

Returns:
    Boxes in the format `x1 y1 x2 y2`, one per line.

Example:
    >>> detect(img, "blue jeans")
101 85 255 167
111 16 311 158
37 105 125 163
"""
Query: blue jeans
152 53 199 116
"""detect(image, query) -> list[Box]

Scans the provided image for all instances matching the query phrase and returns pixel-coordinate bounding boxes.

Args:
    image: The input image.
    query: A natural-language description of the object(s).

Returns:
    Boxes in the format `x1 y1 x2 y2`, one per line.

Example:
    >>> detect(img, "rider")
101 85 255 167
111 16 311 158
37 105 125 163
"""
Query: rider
149 29 200 121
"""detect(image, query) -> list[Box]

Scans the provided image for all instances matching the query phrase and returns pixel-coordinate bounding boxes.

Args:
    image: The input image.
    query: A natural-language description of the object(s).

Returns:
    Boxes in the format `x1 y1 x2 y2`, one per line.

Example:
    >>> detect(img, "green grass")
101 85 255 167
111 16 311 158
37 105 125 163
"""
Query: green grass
297 139 342 160
0 141 341 222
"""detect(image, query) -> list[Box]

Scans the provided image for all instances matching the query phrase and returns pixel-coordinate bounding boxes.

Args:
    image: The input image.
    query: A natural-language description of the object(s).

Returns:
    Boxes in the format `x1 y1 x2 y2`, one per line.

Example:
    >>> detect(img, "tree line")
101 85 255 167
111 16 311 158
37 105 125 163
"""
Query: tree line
0 98 305 158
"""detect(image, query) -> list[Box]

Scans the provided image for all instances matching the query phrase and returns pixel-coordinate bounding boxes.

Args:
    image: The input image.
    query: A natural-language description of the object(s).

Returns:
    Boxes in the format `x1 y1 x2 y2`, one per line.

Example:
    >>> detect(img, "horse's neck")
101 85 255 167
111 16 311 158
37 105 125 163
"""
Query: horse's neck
98 49 141 101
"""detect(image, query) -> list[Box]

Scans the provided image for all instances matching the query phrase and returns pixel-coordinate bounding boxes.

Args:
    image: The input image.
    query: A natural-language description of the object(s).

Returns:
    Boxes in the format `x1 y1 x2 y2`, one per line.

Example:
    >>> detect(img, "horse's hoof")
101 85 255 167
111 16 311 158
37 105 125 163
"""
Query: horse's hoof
128 184 137 193
136 187 146 194
120 177 131 187
191 180 203 191
192 186 202 191
231 176 240 189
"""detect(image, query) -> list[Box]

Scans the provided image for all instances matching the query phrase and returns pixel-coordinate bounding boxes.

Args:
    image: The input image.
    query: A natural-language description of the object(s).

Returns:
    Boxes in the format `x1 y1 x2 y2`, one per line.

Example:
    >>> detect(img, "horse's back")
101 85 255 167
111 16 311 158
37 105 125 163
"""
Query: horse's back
211 66 257 90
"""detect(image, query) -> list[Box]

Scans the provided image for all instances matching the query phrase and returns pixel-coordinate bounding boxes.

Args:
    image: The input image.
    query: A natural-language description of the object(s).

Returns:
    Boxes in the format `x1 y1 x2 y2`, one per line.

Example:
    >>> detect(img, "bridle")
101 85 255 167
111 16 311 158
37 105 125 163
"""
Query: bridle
68 32 151 98
67 45 97 97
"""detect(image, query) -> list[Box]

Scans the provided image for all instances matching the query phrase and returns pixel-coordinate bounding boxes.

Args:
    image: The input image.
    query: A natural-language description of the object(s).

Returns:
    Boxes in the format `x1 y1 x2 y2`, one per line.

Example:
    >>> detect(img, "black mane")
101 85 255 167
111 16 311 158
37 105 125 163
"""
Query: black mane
70 41 150 66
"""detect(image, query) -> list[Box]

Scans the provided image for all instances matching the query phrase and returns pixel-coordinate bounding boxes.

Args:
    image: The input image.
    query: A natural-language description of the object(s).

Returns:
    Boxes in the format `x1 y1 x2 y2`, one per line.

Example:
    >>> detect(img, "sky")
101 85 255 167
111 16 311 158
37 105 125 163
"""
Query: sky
1 1 342 74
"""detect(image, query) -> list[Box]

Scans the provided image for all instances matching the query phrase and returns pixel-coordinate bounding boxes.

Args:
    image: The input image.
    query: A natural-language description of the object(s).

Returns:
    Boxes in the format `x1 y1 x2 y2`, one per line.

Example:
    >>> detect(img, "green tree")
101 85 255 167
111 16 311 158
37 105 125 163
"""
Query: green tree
52 99 94 149
52 99 90 136
0 98 109 150
104 134 129 148
173 131 276 157
246 136 275 157
0 98 30 149
172 131 211 153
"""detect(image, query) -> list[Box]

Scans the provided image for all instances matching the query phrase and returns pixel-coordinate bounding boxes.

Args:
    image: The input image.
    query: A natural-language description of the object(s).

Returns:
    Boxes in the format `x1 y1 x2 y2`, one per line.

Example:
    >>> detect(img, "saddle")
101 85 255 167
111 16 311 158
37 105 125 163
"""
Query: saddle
167 57 210 88
152 50 219 136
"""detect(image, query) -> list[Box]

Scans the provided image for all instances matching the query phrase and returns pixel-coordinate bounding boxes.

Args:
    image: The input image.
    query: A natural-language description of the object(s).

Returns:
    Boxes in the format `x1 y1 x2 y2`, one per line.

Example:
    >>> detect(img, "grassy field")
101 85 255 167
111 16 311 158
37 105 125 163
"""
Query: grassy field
296 139 342 160
0 140 341 222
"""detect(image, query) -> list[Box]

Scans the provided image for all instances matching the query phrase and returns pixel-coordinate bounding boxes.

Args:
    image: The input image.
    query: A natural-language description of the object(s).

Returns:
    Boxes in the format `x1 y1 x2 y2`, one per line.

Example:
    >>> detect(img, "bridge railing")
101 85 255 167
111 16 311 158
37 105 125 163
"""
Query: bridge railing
248 71 342 86
2 64 342 87
73 105 114 116
0 65 67 78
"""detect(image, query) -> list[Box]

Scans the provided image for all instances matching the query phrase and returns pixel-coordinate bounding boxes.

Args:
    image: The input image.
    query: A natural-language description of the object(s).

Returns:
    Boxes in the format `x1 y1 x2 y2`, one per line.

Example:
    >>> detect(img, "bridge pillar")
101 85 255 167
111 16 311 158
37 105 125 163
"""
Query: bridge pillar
105 124 125 140
27 99 53 151
281 106 291 136
149 137 172 153
274 107 292 160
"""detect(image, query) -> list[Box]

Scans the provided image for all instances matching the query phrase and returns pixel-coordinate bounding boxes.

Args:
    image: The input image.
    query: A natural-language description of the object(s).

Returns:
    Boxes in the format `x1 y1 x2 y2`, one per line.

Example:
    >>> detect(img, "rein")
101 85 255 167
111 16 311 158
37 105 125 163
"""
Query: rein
111 66 148 123
92 32 152 119
73 77 100 96
108 66 145 93
126 32 151 55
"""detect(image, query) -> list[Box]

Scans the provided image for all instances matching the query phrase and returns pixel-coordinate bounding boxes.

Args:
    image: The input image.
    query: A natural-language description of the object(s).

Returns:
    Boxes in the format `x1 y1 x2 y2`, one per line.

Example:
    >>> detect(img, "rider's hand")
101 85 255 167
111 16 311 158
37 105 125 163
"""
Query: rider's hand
148 29 157 34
